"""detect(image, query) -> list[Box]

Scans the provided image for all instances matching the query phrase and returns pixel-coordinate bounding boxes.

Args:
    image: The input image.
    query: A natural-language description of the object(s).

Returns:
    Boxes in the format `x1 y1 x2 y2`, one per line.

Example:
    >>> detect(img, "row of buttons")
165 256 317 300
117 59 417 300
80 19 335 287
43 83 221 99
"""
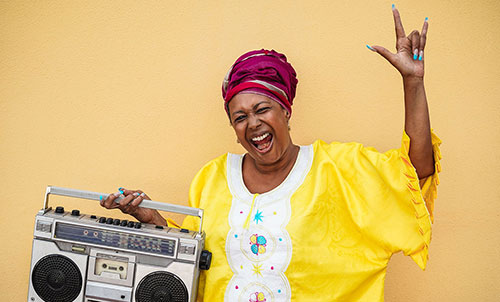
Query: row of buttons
53 206 189 232
98 217 142 229
54 206 141 228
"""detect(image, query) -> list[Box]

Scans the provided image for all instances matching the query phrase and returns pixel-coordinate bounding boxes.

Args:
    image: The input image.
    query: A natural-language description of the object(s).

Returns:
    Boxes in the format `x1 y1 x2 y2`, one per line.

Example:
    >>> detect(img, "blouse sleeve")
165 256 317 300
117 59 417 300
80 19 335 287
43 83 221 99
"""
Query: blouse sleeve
347 130 442 270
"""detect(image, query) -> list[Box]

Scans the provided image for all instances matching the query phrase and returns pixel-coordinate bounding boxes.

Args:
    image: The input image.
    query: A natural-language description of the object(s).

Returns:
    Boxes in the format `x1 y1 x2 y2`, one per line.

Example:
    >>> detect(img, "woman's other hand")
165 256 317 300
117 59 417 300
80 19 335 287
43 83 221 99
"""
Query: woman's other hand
100 188 167 226
367 5 428 80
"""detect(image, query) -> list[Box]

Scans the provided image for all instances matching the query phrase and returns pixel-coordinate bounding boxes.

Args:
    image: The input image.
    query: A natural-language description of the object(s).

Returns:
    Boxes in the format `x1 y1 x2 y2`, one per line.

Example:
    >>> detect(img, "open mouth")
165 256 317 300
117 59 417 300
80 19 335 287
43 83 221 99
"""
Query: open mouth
250 132 273 153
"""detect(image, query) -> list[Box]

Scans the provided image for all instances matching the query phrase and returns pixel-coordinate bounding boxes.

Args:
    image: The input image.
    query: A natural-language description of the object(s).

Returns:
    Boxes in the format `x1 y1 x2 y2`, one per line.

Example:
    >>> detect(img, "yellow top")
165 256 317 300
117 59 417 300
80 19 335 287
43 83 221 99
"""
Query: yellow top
182 131 442 302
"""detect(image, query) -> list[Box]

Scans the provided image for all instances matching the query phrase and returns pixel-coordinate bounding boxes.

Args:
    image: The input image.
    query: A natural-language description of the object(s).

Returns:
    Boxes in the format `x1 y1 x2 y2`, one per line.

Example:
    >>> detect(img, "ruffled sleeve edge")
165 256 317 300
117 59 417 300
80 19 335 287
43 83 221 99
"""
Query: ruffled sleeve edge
400 129 442 270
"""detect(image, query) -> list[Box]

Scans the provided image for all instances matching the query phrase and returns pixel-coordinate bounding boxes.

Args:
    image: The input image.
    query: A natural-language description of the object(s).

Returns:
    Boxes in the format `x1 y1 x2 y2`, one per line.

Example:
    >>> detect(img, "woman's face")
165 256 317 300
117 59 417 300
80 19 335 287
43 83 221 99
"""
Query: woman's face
228 93 292 165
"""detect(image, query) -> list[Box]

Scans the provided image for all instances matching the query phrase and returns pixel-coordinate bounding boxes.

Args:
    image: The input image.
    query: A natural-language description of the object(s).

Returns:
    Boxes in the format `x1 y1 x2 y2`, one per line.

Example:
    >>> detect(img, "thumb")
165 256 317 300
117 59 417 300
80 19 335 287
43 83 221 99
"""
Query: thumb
368 45 397 65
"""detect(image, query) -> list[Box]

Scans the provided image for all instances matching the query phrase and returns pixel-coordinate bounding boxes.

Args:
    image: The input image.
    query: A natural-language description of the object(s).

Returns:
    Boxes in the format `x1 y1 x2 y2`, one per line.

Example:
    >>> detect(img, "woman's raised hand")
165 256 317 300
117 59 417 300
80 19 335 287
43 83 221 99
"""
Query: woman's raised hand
368 5 428 80
100 188 166 226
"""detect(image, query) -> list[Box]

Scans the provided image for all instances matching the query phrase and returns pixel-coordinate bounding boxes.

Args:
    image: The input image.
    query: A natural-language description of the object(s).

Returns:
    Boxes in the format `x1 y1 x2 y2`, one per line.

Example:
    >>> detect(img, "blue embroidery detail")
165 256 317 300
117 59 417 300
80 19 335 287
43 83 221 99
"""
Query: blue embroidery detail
253 210 264 224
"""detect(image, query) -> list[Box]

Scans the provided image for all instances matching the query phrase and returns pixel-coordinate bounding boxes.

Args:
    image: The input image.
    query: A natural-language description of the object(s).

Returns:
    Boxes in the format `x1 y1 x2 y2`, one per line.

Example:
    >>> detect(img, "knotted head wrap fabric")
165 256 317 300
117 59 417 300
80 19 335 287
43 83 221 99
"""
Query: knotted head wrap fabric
222 49 298 116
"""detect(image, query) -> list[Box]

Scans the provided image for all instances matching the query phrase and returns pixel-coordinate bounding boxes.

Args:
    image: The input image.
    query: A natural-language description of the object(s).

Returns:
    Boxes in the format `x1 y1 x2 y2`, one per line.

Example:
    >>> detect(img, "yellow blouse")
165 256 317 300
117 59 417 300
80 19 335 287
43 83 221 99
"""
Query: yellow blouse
182 131 442 302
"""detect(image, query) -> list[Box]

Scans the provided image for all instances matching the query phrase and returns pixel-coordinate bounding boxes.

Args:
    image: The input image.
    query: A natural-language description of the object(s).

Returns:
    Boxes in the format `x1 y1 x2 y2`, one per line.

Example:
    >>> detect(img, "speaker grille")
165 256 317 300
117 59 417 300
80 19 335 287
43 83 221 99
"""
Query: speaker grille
136 271 188 302
31 254 82 302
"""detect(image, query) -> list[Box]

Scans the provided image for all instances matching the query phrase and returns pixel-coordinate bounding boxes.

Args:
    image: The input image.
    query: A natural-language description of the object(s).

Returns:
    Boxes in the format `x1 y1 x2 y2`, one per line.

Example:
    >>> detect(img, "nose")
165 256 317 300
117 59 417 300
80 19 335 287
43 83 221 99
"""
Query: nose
247 113 261 129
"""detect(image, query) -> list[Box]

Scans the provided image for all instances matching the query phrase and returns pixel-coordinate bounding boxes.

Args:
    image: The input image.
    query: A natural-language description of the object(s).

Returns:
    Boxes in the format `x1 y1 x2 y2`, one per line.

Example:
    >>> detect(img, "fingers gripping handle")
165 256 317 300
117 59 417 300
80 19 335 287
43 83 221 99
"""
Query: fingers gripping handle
43 186 204 233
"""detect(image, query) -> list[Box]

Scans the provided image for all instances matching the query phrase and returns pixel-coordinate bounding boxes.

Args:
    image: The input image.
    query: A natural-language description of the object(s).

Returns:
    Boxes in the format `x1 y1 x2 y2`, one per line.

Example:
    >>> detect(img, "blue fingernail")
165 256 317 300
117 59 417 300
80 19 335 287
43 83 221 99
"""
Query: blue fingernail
418 55 422 61
118 187 124 191
413 54 417 60
366 44 375 51
425 17 429 21
99 195 103 201
392 4 395 9
119 189 124 194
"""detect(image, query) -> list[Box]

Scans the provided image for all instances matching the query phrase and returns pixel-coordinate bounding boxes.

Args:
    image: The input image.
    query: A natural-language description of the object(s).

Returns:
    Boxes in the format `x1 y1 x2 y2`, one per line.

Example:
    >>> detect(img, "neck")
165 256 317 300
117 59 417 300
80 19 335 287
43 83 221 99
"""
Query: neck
247 142 300 175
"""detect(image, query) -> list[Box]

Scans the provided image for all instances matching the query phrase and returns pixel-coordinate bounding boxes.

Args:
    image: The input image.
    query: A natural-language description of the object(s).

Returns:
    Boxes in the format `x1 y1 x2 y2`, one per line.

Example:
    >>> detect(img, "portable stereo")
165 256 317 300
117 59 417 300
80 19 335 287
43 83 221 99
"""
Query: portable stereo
27 186 211 302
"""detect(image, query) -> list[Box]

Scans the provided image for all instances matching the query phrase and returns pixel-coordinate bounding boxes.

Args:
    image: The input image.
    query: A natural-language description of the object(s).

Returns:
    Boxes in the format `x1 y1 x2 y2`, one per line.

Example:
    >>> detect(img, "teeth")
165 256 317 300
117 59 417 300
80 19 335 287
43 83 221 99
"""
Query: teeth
251 133 270 142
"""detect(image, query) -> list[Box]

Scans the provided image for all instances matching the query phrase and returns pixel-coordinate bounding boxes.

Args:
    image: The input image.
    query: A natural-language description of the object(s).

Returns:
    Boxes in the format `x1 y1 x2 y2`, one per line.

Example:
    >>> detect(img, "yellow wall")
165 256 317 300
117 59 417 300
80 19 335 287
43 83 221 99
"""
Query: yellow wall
1 1 499 301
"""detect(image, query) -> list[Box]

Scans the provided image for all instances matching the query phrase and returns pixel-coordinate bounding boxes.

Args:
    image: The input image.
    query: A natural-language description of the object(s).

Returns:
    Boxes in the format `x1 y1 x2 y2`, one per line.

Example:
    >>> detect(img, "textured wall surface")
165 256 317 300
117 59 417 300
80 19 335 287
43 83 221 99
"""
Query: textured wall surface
1 1 499 301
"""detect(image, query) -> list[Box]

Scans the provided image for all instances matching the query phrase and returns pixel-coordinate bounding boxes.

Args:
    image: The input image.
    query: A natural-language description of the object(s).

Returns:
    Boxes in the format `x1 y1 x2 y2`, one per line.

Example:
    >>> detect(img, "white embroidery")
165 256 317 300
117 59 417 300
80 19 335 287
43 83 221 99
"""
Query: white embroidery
224 145 313 302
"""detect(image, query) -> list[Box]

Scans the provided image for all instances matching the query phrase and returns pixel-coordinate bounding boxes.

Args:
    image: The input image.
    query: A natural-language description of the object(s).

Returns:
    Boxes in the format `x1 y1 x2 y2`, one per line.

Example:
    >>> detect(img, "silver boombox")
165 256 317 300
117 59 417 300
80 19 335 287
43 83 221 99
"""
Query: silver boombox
27 186 211 302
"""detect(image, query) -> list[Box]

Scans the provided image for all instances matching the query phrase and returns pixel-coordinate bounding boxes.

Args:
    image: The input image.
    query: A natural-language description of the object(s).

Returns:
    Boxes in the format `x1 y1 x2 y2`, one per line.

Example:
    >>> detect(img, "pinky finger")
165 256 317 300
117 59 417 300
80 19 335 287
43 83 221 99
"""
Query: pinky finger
420 17 429 52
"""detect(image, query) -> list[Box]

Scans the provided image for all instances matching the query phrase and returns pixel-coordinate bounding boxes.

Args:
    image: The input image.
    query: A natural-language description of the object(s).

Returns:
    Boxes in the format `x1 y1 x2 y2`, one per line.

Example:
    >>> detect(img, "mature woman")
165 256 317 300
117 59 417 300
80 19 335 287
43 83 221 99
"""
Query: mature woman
101 6 441 301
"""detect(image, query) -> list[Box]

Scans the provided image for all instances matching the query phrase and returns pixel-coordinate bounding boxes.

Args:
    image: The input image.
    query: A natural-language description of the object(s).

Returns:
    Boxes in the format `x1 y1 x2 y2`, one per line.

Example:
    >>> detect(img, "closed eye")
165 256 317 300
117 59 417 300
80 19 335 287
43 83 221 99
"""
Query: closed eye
233 115 246 123
256 107 271 114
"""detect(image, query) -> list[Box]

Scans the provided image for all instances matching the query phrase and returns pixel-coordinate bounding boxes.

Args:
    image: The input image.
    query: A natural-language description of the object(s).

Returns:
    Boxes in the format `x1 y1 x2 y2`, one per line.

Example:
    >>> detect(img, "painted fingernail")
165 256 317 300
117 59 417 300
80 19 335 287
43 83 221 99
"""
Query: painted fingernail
119 189 124 194
118 187 124 190
419 50 423 61
140 193 145 197
133 192 140 197
392 4 395 10
366 44 376 52
413 49 418 60
425 17 429 22
99 195 104 201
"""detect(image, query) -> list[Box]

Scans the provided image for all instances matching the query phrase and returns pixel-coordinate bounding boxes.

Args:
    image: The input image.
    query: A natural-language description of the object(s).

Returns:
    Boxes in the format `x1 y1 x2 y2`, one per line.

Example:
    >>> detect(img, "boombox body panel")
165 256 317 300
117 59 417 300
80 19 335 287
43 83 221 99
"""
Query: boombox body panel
27 208 205 302
28 239 88 302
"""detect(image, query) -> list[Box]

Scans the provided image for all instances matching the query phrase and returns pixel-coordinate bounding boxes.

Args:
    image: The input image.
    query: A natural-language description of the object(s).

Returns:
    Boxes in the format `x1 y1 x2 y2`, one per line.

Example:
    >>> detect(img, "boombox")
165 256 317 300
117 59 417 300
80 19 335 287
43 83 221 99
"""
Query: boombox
27 186 211 302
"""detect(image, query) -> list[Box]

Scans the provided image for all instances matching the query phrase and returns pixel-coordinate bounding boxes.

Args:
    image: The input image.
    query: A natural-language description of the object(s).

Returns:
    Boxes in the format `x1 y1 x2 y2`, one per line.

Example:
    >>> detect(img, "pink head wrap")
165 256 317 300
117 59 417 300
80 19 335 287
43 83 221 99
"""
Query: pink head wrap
222 49 298 116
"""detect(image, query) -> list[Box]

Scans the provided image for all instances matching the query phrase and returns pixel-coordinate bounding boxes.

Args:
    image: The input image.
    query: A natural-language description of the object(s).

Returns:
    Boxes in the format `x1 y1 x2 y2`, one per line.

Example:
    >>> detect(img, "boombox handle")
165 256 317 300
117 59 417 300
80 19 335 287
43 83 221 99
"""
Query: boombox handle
43 186 204 234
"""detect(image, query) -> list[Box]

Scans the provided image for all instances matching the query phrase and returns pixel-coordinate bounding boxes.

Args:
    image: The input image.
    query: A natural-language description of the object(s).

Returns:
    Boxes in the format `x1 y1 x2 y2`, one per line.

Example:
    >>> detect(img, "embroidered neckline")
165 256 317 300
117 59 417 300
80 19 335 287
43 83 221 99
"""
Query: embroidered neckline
227 145 314 204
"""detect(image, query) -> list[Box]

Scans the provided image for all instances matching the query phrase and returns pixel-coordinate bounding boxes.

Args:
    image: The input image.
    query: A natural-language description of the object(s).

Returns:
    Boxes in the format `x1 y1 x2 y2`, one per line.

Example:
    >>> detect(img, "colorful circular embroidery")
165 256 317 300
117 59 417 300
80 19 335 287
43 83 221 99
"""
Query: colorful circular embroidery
249 291 267 302
250 234 267 255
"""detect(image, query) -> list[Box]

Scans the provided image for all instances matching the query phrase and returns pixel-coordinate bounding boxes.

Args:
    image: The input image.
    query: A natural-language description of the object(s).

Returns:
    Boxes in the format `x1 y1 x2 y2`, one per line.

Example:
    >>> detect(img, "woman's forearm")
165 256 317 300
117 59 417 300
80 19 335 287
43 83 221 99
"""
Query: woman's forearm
403 76 434 179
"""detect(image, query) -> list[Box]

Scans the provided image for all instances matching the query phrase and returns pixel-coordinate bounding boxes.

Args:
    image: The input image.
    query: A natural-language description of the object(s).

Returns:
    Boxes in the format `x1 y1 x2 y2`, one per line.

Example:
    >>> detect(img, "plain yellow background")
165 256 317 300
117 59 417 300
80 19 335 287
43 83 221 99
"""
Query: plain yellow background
1 1 499 301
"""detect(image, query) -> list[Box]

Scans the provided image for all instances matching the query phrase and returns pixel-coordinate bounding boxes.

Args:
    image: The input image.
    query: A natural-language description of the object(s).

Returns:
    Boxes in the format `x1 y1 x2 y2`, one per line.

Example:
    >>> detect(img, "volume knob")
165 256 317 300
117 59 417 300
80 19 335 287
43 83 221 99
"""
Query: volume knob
71 209 80 216
55 206 64 214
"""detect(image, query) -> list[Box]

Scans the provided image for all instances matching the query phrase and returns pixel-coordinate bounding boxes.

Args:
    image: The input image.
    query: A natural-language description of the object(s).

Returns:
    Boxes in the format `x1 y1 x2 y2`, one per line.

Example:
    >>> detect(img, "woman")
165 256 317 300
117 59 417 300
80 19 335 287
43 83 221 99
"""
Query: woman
101 6 441 301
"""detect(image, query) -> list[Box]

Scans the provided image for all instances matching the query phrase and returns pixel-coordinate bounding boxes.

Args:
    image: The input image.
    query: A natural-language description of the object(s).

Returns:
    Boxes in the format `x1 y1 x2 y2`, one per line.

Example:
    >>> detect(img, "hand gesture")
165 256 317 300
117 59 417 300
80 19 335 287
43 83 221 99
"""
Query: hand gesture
100 187 166 225
367 5 428 80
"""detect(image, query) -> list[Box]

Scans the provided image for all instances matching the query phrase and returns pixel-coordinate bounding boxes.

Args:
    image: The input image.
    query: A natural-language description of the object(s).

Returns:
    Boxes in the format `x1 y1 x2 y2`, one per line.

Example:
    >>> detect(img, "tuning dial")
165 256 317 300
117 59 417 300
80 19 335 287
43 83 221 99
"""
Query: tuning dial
134 222 142 229
55 206 64 214
120 220 128 227
71 209 80 216
113 219 120 225
106 218 113 224
199 250 212 270
99 217 107 223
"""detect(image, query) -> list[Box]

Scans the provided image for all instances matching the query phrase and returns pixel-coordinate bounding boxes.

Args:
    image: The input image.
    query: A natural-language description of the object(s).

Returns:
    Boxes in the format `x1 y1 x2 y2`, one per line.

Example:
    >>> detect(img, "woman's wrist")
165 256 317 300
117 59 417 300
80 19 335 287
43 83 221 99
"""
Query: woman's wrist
403 75 424 86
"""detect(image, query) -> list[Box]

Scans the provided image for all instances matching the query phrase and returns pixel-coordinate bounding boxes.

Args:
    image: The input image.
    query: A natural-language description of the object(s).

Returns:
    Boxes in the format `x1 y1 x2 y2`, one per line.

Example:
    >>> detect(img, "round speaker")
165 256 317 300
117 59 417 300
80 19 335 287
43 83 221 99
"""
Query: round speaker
31 254 82 302
136 271 188 302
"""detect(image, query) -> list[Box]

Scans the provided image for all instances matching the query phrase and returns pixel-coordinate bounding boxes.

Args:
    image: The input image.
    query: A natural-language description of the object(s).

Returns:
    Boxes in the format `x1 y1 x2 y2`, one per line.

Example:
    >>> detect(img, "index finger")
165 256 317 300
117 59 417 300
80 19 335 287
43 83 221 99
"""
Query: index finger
392 6 406 39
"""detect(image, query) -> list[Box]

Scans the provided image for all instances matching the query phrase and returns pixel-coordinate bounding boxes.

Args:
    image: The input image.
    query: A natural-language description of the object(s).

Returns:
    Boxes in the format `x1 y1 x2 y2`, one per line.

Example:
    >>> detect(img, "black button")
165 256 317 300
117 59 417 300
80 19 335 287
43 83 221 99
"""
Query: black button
71 209 80 216
99 217 106 223
90 215 97 219
155 225 164 229
55 206 64 214
106 218 113 224
134 222 142 229
180 228 189 233
120 220 128 226
113 219 120 225
127 221 135 228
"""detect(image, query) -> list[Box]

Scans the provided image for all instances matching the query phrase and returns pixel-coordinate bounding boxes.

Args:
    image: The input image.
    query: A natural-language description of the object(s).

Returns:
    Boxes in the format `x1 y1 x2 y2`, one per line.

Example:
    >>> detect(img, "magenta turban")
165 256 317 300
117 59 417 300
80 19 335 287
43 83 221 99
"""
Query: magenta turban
222 49 298 116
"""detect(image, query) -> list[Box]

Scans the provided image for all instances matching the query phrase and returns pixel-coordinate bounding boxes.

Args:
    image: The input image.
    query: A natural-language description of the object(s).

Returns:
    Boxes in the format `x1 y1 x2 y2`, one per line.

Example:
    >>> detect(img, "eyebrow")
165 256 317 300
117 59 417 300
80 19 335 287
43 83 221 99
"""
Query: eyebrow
231 101 272 118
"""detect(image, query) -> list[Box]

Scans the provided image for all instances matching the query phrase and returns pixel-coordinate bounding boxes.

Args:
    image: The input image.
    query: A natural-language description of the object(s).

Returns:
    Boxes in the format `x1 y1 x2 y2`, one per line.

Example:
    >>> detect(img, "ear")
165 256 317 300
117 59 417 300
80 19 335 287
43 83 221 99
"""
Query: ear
284 108 290 120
